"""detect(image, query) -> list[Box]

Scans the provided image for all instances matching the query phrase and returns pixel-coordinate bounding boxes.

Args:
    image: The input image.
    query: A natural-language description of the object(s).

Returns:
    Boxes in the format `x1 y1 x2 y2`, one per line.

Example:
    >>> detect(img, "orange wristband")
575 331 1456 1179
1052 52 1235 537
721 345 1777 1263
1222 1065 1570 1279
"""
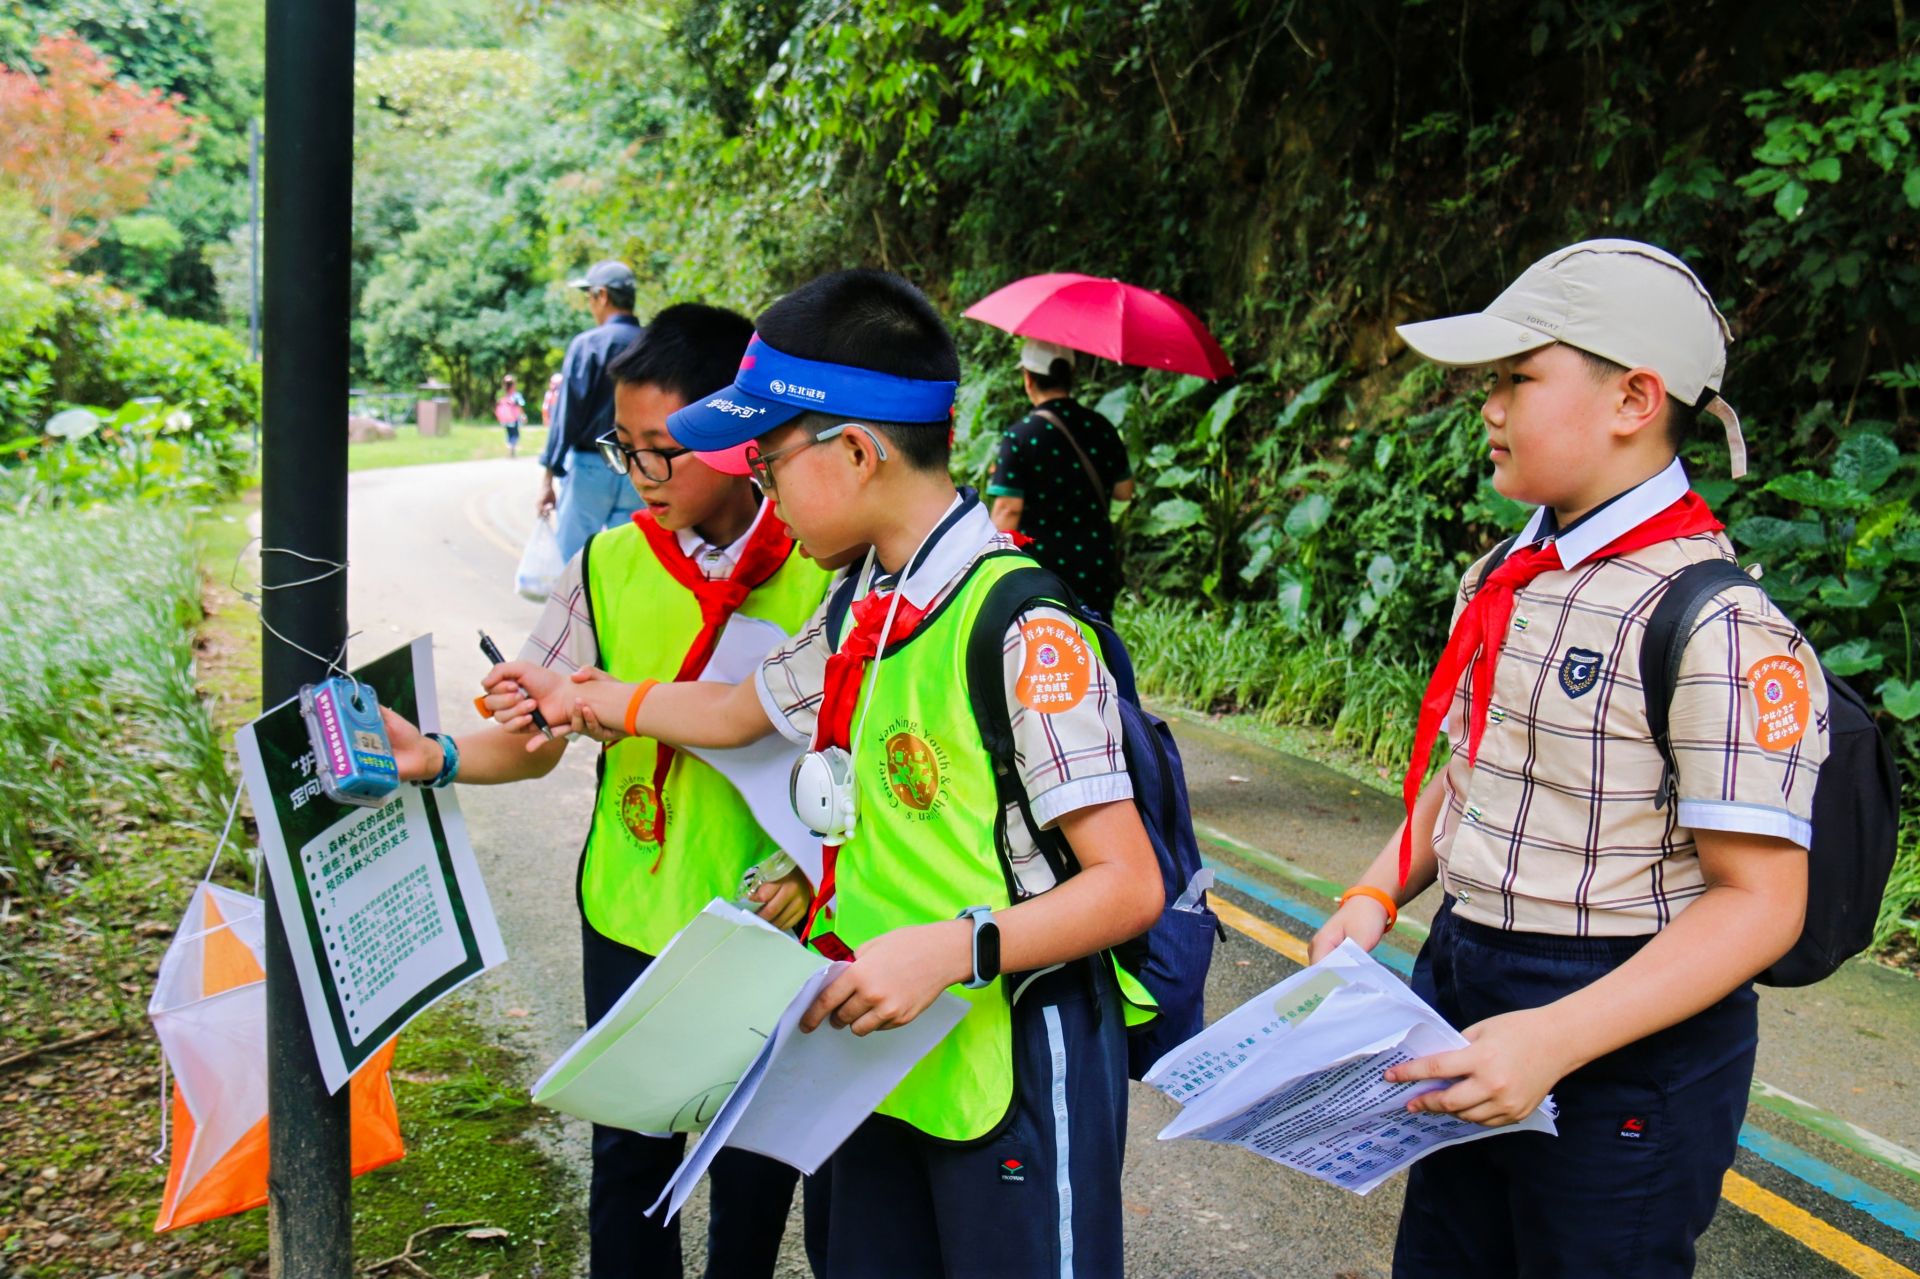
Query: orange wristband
624 679 660 738
1337 885 1398 932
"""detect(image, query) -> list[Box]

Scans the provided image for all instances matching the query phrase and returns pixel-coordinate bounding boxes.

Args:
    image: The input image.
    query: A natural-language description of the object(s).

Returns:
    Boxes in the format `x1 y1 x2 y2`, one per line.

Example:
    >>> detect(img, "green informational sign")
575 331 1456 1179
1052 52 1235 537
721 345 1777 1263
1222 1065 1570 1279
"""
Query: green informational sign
237 635 506 1093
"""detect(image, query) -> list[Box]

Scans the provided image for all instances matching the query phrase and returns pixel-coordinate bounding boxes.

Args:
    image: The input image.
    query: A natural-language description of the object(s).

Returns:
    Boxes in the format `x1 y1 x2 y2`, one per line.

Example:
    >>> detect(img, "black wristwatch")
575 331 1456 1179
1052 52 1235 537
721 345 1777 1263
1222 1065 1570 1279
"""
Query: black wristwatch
957 906 1000 989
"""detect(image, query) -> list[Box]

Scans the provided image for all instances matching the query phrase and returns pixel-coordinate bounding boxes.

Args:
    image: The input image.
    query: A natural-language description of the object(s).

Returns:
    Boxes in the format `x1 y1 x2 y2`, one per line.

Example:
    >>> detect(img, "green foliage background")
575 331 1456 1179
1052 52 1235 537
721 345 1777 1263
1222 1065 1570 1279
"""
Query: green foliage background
2 0 1915 940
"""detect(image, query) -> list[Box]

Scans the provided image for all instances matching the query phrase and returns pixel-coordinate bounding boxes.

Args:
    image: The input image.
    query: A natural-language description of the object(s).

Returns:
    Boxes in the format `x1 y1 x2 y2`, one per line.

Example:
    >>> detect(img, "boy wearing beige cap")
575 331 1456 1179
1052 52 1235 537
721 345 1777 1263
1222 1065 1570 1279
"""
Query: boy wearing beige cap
1310 239 1828 1277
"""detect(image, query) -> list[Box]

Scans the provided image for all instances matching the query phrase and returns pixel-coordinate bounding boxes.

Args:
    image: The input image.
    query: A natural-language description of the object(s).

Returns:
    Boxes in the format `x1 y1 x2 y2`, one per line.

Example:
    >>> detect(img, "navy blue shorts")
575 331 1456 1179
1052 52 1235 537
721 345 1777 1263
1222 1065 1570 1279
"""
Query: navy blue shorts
1393 897 1757 1279
814 958 1129 1279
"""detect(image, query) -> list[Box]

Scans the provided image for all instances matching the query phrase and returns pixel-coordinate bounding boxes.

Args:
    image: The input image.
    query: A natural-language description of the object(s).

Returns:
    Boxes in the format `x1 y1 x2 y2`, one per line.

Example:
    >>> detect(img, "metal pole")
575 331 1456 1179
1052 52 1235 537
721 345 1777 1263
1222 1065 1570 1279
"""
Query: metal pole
262 1 354 1275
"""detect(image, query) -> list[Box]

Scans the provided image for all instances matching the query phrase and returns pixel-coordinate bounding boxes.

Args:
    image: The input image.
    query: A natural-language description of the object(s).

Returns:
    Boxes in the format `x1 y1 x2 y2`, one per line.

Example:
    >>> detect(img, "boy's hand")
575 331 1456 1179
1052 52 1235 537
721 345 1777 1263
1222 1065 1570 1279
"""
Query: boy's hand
1384 1008 1571 1127
799 920 970 1037
750 866 813 932
480 661 569 733
1308 896 1393 964
564 666 629 745
380 707 442 783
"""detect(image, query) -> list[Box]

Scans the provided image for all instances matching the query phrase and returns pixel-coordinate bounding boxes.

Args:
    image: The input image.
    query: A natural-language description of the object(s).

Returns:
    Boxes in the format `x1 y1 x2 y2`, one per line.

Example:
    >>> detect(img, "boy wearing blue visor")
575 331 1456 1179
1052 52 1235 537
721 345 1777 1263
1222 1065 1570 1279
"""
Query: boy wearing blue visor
484 270 1165 1278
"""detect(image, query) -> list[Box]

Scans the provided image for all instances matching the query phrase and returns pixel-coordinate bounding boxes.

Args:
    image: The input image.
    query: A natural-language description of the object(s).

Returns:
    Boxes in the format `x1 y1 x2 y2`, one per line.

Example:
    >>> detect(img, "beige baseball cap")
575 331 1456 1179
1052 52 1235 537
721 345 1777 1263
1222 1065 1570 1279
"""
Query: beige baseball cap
1019 338 1078 376
1395 239 1747 477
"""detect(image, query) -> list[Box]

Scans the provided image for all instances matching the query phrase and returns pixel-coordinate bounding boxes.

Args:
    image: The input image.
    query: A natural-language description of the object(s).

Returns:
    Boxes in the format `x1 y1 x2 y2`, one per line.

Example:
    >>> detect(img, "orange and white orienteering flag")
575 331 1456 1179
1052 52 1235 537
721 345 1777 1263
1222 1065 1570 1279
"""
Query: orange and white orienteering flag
148 881 404 1231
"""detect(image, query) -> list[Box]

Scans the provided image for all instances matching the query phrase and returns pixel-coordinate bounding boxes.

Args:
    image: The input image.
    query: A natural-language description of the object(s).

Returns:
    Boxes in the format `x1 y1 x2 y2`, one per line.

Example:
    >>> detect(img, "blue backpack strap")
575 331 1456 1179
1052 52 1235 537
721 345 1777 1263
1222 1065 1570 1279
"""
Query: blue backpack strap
1638 558 1755 808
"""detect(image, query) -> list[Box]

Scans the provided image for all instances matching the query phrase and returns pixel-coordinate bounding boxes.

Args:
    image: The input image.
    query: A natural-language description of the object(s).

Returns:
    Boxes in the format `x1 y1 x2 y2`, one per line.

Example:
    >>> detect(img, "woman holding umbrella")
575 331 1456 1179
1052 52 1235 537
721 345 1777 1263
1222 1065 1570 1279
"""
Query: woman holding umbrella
968 272 1235 622
985 338 1135 620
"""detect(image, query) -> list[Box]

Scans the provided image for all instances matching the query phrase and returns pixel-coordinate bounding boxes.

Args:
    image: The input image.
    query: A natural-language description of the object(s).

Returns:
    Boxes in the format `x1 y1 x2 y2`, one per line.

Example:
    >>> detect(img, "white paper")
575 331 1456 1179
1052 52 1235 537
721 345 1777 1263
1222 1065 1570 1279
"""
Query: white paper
238 635 507 1094
531 900 828 1133
1148 941 1556 1195
683 614 821 886
648 962 971 1223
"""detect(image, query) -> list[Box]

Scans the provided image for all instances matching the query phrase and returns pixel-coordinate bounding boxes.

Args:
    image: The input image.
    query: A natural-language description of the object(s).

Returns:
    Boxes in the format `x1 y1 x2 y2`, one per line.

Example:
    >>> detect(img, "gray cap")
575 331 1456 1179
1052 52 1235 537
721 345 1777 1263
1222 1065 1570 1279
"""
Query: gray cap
567 260 637 292
1396 239 1747 477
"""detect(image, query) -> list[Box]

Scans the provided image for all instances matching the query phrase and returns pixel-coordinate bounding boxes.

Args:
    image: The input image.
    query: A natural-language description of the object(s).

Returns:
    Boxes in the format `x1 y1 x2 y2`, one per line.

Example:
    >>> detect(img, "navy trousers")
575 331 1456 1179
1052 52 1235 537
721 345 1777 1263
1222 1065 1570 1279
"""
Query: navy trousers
1393 898 1758 1279
582 919 800 1279
815 959 1129 1278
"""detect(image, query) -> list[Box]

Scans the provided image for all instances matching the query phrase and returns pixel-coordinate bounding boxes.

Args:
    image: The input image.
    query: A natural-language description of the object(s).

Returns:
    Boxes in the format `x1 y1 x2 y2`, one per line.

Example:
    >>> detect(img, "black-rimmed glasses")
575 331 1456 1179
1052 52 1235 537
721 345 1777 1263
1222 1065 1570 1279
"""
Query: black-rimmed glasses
597 431 689 483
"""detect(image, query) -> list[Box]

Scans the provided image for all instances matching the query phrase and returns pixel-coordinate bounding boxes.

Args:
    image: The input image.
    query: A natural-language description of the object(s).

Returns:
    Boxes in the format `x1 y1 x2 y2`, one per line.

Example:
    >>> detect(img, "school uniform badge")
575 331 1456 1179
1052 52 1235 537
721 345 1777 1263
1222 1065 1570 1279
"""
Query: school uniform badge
1558 647 1604 698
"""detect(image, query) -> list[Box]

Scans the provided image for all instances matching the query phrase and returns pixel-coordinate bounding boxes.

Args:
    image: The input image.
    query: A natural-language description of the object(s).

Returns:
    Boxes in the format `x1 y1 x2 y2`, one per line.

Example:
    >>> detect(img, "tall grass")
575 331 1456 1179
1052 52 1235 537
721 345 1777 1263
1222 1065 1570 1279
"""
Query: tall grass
0 505 224 898
1115 597 1426 771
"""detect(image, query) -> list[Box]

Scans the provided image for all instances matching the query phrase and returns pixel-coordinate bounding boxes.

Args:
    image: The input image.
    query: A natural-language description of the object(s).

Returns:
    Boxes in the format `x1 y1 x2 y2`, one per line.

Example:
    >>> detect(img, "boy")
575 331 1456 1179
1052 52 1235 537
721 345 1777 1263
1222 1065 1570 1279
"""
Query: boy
386 303 831 1278
485 270 1165 1278
1309 240 1828 1277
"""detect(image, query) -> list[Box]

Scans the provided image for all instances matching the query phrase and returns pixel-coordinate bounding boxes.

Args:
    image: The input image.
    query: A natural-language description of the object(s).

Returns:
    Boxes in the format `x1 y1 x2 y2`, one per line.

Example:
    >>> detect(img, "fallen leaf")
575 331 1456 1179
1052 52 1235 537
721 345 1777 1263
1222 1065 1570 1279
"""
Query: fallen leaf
505 1008 531 1018
1227 774 1249 783
465 1226 510 1242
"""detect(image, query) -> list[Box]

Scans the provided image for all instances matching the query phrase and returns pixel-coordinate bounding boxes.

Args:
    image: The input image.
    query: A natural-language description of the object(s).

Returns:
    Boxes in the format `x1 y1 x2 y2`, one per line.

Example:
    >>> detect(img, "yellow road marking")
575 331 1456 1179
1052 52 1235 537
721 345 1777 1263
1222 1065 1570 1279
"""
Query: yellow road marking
1213 888 1918 1279
1212 894 1309 965
1722 1171 1920 1279
464 485 526 559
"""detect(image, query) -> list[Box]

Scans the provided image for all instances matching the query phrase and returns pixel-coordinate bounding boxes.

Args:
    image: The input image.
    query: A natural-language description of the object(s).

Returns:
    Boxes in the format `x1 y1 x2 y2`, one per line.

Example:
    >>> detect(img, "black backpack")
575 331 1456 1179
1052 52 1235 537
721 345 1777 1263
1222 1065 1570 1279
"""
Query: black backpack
1477 537 1905 985
1640 558 1903 986
821 559 1217 1079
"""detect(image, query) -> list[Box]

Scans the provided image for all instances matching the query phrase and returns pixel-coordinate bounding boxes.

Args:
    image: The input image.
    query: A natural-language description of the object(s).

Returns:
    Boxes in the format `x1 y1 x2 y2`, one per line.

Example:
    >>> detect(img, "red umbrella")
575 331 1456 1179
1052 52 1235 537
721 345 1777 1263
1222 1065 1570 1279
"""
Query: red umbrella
962 272 1235 380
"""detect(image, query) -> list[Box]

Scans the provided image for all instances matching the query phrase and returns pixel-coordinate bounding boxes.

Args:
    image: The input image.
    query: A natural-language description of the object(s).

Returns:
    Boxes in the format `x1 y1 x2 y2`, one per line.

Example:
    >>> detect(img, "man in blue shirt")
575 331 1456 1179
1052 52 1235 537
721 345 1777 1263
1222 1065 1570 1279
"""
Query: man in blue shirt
538 260 645 563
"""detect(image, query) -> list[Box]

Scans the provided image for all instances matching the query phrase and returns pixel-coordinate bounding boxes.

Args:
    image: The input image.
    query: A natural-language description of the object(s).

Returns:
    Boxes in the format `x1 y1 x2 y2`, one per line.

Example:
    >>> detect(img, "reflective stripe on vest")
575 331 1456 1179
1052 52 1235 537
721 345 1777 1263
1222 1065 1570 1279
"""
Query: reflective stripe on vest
581 522 831 955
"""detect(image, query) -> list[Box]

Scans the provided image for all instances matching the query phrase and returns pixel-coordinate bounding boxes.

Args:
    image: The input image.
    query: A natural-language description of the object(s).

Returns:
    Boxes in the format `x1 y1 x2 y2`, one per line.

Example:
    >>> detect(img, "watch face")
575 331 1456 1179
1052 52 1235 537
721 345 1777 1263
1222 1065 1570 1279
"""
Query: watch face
976 920 1001 982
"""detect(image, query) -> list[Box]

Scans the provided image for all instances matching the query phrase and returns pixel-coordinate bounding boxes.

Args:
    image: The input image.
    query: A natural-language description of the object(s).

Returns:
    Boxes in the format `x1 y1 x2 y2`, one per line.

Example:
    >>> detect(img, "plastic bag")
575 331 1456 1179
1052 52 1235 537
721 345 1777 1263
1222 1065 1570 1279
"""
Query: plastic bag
515 514 564 602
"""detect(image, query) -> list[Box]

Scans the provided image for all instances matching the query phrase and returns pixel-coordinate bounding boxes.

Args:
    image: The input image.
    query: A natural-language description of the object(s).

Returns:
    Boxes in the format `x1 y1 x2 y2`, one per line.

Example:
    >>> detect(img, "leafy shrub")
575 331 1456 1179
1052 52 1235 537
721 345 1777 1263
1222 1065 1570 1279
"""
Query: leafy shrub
0 398 252 511
95 308 259 434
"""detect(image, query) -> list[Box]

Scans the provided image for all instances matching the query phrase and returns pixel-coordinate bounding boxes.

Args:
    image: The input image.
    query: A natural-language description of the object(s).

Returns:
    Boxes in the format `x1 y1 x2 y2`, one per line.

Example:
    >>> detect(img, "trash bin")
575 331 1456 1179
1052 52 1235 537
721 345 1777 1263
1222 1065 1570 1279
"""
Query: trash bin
415 379 453 437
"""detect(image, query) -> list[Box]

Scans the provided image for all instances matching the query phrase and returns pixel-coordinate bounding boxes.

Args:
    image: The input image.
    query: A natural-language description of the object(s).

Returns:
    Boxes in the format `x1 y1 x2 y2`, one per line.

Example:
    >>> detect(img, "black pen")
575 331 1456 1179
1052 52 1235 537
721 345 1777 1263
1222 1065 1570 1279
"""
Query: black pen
478 629 555 741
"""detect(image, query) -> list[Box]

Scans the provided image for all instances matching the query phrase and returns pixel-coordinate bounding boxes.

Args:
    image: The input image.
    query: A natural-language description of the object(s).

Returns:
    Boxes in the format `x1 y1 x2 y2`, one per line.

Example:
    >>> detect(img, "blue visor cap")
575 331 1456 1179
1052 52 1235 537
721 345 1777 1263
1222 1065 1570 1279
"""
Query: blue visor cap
666 334 959 451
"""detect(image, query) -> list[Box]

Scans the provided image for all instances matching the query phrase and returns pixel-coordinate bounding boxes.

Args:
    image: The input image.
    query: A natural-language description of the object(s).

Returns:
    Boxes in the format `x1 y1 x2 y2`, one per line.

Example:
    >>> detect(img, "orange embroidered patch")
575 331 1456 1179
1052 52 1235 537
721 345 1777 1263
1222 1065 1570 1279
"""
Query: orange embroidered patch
1746 655 1811 752
1016 618 1091 713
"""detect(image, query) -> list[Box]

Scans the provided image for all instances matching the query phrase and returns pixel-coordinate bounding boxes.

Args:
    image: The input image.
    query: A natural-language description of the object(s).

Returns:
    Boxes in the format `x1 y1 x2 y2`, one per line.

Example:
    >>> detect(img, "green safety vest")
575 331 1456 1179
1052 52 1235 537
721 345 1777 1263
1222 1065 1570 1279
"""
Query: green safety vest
831 549 1149 1142
580 522 831 955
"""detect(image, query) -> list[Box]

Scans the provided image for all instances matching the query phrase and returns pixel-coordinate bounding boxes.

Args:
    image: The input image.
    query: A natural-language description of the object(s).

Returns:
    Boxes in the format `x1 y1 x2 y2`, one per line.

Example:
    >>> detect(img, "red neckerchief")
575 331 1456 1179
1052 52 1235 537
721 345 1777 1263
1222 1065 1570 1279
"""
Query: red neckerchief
799 584 931 957
1398 492 1723 885
631 506 793 862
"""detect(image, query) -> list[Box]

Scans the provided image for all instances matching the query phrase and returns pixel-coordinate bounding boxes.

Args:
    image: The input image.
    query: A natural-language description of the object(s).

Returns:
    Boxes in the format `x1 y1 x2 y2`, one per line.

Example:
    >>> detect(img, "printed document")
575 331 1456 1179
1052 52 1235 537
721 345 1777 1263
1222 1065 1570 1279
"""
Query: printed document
534 899 967 1207
1147 940 1555 1195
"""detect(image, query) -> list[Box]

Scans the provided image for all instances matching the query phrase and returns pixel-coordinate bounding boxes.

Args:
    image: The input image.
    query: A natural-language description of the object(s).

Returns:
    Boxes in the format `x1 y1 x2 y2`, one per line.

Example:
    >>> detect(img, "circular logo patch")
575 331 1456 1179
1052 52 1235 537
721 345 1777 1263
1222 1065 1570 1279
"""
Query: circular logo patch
885 732 941 811
769 378 787 395
1037 643 1060 668
620 782 663 843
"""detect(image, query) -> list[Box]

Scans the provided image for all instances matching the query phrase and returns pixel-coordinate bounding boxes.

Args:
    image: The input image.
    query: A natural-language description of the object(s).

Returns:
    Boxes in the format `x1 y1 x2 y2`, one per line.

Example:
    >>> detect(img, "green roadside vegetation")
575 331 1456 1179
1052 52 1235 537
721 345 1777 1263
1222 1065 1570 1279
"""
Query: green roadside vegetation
350 421 549 473
0 500 581 1275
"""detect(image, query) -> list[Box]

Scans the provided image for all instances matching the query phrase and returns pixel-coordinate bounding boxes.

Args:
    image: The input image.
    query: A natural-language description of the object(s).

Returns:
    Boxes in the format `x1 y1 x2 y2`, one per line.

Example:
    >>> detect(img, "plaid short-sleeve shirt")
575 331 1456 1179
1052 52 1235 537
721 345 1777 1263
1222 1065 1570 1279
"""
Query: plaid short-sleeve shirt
1433 459 1829 937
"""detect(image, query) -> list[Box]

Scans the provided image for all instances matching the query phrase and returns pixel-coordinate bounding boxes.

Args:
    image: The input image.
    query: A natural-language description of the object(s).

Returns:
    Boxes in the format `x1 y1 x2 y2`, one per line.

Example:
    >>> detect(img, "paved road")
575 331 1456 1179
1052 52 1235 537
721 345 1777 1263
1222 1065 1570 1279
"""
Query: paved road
345 458 1920 1278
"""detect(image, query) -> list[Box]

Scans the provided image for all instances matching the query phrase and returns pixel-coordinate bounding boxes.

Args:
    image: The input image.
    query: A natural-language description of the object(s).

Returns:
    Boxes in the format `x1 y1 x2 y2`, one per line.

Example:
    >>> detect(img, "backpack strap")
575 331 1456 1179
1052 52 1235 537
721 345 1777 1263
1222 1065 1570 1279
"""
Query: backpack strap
820 566 862 654
1475 533 1520 594
1639 558 1755 809
964 565 1085 886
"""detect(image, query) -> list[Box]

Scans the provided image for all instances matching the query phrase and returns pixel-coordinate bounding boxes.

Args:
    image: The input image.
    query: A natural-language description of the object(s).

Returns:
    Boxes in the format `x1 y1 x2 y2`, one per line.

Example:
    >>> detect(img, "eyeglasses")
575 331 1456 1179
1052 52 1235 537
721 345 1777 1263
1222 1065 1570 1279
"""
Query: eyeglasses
597 431 689 483
744 423 888 492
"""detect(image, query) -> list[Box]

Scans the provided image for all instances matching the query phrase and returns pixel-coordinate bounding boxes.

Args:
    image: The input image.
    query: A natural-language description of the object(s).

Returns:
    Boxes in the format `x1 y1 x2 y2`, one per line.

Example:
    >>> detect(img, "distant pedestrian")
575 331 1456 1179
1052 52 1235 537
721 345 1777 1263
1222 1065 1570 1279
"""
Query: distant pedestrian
539 259 645 563
986 339 1134 620
494 374 526 458
542 372 562 431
